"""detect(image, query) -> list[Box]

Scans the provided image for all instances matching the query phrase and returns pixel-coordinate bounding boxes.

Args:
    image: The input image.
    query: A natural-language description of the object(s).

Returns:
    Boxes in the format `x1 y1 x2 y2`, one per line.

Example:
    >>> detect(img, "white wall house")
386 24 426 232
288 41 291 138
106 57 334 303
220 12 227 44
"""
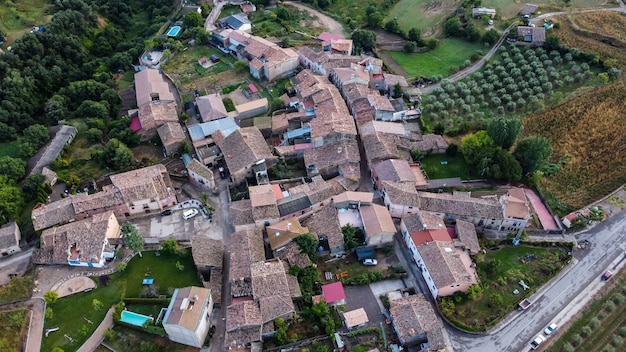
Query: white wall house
163 286 214 348
0 222 21 257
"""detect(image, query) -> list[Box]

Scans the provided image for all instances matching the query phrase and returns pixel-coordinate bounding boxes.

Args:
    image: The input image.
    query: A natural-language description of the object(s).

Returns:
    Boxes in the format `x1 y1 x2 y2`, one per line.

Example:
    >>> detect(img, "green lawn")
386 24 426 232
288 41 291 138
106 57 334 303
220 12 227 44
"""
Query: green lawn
117 71 135 90
41 250 201 352
386 0 459 35
218 5 243 19
0 0 52 45
385 39 486 79
162 46 234 76
0 139 22 159
441 245 571 331
421 154 472 180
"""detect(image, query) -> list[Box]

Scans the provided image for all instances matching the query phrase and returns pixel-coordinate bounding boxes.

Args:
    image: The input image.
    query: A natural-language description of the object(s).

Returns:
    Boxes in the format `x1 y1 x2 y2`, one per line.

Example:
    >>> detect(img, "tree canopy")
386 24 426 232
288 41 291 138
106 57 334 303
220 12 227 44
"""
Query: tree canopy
514 136 554 174
486 116 522 150
183 11 203 28
351 29 376 54
0 157 26 181
293 233 318 258
461 131 522 181
0 176 24 225
122 222 144 256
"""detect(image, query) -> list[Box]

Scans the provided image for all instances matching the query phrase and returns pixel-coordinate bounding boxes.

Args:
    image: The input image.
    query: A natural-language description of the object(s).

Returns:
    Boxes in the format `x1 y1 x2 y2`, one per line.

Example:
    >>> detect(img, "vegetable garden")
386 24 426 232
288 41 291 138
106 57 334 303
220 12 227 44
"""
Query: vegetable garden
422 44 598 133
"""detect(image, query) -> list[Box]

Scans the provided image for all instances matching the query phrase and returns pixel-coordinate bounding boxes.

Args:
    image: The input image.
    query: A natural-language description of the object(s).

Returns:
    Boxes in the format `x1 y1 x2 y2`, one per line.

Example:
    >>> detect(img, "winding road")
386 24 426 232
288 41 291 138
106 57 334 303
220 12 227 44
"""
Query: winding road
283 1 345 37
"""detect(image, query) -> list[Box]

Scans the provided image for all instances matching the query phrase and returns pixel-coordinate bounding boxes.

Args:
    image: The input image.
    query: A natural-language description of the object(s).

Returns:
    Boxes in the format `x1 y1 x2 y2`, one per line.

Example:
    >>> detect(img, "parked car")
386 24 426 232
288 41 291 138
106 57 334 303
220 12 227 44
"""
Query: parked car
544 323 557 335
602 270 613 281
530 334 546 349
183 208 199 220
218 166 227 179
363 259 378 266
160 209 172 216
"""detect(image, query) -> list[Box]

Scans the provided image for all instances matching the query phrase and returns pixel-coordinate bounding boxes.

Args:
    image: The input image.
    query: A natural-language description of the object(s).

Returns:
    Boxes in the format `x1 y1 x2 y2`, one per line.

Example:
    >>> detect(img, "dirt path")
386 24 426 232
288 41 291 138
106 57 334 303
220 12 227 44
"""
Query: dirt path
379 52 408 76
283 1 345 37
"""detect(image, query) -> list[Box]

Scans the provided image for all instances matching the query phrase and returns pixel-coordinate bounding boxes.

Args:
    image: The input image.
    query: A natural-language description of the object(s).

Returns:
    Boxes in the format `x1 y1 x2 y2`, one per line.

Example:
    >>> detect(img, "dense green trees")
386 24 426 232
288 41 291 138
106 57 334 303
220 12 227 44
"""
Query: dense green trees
0 176 24 224
461 131 522 181
351 29 376 54
94 139 135 171
486 116 522 150
293 233 319 259
183 11 203 28
0 157 26 181
514 136 553 174
122 222 144 257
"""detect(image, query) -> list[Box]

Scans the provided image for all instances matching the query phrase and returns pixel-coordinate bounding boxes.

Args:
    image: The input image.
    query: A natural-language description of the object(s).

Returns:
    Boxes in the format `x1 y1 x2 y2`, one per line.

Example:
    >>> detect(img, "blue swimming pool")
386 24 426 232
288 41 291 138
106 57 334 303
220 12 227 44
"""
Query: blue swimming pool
166 25 181 37
120 310 153 327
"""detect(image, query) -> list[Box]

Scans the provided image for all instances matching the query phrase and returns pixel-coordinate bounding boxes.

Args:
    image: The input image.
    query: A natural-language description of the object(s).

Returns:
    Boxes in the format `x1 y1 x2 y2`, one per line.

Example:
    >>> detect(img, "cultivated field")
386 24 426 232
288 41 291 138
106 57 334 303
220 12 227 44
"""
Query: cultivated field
386 0 459 37
0 0 52 44
480 0 609 19
556 12 626 70
384 39 484 78
522 83 626 213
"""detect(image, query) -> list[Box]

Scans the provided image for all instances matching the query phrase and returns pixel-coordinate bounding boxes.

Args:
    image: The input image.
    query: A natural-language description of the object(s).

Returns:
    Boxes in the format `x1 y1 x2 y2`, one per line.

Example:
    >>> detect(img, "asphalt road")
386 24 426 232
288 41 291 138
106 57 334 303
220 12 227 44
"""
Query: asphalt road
446 211 626 352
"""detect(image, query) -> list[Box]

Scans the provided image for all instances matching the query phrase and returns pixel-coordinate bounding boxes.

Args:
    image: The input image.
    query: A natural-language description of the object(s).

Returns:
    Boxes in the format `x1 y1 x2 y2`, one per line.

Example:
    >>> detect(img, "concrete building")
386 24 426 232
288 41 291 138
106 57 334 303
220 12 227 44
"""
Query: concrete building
0 222 21 257
163 286 214 348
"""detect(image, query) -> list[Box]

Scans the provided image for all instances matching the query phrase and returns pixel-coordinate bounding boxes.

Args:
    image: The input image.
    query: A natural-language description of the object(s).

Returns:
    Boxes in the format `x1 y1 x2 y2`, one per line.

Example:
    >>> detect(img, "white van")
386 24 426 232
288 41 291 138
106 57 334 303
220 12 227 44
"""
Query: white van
183 209 198 220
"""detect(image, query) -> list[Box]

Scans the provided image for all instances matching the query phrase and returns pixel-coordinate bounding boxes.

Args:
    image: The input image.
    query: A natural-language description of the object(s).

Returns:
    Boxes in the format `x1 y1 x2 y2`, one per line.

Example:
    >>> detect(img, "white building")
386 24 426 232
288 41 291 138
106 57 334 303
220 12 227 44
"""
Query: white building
0 222 21 257
163 286 214 348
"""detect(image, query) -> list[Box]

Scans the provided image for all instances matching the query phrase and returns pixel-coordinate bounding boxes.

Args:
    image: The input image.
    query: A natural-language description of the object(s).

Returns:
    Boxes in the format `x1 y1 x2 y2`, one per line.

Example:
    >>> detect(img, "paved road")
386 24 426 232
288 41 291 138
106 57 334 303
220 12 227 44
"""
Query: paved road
204 0 226 32
446 210 626 352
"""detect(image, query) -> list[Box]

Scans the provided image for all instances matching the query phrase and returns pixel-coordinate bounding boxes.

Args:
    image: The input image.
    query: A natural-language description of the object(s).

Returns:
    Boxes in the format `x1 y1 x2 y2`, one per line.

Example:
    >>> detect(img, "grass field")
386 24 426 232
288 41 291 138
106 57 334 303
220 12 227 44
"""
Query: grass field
480 0 608 19
421 154 473 180
522 83 626 215
547 268 626 352
0 0 52 45
0 139 21 159
327 0 386 27
0 309 28 352
386 0 459 36
442 245 570 331
385 39 485 78
41 250 201 352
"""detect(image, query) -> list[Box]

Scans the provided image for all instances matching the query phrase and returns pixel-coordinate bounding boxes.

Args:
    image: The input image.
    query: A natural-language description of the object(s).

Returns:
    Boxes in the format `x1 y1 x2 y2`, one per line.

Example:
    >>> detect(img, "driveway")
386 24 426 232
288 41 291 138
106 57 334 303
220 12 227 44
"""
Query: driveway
131 207 222 241
343 286 385 327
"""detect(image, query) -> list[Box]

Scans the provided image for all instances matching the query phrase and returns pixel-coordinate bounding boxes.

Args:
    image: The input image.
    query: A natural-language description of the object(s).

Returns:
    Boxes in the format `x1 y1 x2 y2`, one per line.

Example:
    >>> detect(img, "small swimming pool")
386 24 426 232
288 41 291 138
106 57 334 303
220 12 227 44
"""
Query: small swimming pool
166 25 181 37
120 310 153 327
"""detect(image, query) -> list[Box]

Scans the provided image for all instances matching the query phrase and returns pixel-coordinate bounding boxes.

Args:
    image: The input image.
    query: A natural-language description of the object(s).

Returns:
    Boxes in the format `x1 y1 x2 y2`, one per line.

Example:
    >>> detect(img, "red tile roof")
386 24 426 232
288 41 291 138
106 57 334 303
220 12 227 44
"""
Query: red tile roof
322 281 346 303
409 229 452 246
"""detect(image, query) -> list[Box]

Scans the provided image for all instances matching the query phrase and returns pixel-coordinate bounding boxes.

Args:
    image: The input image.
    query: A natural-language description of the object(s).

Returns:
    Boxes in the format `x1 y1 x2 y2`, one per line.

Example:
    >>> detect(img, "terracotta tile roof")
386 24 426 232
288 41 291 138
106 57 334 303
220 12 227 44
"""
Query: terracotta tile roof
360 121 408 137
333 64 369 84
455 220 481 253
352 98 376 127
230 229 265 297
157 122 186 146
410 229 452 246
384 74 409 88
360 204 395 236
361 133 401 165
34 211 120 265
287 175 335 204
71 185 124 215
417 241 477 288
251 260 298 321
418 191 503 219
191 236 224 268
382 181 420 208
310 112 356 139
218 127 275 175
327 176 359 192
225 327 262 350
343 82 378 107
249 185 277 207
389 294 441 344
206 267 222 304
501 188 530 219
367 94 395 111
330 39 353 53
31 197 76 231
164 286 212 331
226 301 262 331
414 134 448 152
110 164 175 204
333 191 373 205
187 159 214 181
303 139 360 170
266 217 309 250
275 241 312 268
138 101 179 130
229 199 254 226
373 159 416 183
271 111 306 133
0 222 19 249
134 69 175 107
301 205 343 251
343 308 369 328
196 93 227 122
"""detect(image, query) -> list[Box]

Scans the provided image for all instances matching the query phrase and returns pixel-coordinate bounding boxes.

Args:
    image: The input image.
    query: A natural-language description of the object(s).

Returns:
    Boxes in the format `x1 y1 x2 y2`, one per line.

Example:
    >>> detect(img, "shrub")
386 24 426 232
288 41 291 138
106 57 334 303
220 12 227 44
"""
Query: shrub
613 292 625 305
603 346 616 352
562 343 575 352
589 317 600 329
619 326 626 337
611 336 623 347
581 325 592 337
605 301 616 312
570 333 582 346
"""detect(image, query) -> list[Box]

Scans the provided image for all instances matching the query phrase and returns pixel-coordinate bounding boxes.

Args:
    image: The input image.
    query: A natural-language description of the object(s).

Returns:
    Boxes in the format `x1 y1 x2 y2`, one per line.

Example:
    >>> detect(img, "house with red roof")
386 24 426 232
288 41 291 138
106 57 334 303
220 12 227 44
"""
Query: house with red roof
321 282 346 306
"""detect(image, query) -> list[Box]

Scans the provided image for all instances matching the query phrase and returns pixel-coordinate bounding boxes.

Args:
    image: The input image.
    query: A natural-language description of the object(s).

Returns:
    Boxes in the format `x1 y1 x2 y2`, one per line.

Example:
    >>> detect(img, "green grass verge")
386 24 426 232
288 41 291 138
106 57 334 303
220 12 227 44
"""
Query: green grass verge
162 46 234 76
0 308 28 352
420 154 472 180
385 39 486 79
0 139 22 159
441 245 570 331
117 71 135 90
41 250 200 352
